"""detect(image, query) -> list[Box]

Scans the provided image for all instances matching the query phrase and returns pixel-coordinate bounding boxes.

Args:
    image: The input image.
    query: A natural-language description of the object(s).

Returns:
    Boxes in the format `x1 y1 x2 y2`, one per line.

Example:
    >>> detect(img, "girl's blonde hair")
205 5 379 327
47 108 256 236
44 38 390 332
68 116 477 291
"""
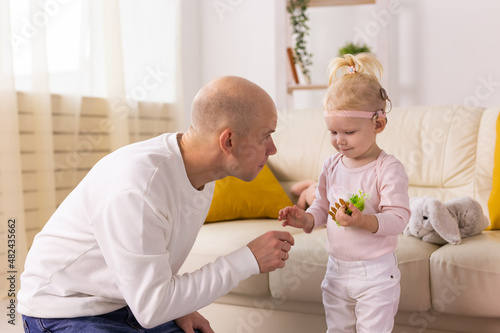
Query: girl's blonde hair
323 53 389 112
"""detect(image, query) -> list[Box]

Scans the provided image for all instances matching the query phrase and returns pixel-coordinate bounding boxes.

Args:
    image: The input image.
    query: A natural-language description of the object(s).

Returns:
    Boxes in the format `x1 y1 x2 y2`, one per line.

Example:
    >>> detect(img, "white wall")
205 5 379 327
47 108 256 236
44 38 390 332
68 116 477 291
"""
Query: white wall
183 0 500 119
179 0 202 128
389 0 500 108
300 0 500 109
179 0 287 126
199 0 286 106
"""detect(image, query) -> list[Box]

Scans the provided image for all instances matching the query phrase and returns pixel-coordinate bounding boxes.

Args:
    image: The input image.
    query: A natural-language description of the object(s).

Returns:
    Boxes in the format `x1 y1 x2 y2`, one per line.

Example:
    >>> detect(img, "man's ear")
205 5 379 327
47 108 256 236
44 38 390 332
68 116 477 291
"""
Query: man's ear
219 129 233 155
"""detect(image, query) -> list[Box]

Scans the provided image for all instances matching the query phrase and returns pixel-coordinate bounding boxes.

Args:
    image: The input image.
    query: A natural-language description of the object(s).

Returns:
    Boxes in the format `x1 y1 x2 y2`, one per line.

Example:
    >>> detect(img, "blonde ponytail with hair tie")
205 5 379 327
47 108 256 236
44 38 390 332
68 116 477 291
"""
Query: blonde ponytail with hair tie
326 53 383 86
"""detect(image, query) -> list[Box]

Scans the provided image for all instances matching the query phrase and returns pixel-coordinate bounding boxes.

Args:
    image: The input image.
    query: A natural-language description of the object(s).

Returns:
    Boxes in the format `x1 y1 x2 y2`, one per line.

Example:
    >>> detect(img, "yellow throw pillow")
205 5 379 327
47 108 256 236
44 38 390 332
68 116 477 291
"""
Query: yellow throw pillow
488 112 500 230
205 164 293 222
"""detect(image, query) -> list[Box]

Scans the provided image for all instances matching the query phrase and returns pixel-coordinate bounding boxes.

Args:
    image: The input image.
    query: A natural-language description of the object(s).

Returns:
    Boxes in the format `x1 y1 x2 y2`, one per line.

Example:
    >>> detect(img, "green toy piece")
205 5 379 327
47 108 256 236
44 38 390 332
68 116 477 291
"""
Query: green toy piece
328 190 370 226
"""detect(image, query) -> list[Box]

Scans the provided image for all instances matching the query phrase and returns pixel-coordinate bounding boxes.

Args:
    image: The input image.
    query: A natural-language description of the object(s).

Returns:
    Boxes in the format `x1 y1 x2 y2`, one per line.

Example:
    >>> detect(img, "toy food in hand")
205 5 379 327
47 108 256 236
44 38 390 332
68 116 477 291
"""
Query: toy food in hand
328 190 370 226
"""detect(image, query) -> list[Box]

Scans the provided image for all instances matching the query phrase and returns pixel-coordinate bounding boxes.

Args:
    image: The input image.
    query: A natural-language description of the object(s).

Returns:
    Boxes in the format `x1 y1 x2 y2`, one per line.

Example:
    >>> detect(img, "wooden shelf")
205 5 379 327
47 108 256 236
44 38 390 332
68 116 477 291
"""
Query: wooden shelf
287 84 328 94
308 0 375 7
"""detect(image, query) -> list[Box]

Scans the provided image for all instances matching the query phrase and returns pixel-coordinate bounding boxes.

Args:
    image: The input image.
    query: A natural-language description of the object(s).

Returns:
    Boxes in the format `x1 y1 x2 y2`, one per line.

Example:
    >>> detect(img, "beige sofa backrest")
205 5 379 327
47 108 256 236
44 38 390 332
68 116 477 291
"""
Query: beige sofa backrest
269 105 499 218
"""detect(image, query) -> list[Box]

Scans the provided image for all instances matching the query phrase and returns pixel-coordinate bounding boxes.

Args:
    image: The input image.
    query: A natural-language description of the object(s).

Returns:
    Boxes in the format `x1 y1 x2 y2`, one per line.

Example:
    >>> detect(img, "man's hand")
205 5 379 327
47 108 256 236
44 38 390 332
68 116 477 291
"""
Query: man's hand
175 311 214 333
247 230 295 273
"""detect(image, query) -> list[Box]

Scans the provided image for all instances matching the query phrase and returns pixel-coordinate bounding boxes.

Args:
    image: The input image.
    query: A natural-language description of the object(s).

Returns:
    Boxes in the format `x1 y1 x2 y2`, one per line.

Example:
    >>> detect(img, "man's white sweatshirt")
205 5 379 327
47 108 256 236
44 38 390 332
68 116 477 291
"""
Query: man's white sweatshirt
17 133 259 328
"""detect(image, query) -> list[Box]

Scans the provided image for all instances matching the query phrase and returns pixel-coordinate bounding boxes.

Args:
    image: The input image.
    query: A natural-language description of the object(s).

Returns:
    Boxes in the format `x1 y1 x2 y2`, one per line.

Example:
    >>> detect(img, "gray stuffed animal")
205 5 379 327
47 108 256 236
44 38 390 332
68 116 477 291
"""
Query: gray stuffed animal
404 196 489 245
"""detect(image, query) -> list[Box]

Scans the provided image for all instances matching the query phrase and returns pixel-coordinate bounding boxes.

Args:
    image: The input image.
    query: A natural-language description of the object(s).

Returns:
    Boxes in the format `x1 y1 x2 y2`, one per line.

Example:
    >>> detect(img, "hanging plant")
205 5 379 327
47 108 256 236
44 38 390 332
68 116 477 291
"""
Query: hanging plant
287 0 312 83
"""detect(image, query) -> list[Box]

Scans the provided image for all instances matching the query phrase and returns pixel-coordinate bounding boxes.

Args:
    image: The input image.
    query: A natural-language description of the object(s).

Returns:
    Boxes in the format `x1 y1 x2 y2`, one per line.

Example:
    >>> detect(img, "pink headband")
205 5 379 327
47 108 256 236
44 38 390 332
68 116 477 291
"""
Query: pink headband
323 109 386 119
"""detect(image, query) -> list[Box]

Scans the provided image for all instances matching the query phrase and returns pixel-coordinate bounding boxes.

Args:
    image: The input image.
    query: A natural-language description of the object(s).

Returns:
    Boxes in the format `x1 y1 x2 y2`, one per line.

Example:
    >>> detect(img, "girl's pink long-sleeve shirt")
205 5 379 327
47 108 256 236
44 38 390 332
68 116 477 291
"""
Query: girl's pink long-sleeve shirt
307 150 411 261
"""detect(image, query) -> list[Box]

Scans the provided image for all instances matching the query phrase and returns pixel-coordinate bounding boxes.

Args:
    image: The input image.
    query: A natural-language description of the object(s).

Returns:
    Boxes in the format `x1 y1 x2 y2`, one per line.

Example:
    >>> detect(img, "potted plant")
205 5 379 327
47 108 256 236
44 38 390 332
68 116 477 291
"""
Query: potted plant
338 42 372 56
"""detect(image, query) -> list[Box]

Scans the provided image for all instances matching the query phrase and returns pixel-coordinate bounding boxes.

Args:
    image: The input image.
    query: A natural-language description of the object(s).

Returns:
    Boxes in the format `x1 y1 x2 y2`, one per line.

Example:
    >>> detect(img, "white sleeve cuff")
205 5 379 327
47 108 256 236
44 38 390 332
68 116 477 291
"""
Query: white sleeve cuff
224 246 260 278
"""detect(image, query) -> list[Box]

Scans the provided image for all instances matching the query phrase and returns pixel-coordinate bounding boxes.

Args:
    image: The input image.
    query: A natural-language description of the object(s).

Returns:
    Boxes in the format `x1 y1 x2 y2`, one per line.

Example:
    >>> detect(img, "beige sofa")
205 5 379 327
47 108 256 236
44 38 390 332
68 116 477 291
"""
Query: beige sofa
180 105 500 333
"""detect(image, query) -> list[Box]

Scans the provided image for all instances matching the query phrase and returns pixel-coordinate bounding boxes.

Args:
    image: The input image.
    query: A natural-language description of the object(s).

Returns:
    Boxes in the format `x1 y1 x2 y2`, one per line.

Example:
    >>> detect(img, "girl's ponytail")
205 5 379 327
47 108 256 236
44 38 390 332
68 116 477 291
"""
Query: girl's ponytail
326 53 383 86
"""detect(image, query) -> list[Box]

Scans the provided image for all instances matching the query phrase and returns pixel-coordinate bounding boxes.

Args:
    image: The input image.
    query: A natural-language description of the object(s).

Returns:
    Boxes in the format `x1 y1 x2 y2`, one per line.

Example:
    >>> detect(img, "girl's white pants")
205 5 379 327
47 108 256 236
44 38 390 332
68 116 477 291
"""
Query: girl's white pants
321 252 401 333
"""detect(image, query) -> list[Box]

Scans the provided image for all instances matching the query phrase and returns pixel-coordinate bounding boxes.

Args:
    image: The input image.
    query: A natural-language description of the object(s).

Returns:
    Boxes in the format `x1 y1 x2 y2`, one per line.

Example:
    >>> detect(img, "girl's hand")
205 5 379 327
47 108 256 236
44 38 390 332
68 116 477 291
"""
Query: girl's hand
335 203 379 233
279 205 314 233
335 203 363 227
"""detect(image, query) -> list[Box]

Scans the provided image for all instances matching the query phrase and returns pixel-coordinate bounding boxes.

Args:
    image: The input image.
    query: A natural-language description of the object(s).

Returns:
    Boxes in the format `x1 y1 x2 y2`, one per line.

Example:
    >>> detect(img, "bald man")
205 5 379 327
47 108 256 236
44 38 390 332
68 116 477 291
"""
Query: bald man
18 76 294 333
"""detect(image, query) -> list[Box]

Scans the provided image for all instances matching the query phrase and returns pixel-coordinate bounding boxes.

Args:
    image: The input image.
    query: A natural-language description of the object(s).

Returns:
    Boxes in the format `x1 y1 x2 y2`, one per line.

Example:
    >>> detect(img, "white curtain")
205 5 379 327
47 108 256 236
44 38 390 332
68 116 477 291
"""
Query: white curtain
0 0 183 312
0 0 29 315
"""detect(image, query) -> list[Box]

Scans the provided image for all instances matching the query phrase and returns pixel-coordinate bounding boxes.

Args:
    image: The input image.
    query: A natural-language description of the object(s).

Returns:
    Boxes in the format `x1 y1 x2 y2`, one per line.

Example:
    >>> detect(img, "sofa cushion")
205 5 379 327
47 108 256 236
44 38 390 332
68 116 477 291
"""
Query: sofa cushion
429 231 500 317
269 108 335 182
269 231 441 313
378 105 487 202
396 234 441 312
271 105 499 220
179 220 304 297
205 164 292 222
268 229 328 303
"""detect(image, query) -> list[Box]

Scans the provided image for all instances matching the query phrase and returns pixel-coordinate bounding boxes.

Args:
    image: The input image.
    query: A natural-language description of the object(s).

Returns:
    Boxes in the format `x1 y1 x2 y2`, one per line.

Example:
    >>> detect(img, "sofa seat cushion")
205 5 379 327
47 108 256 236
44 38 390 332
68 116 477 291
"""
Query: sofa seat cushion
269 228 328 303
269 231 442 312
179 220 304 298
396 235 441 312
429 231 500 317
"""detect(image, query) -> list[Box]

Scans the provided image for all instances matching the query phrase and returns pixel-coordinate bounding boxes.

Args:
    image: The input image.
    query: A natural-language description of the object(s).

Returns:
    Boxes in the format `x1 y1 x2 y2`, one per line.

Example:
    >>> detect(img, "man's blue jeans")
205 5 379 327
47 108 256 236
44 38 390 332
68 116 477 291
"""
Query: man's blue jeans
22 306 202 333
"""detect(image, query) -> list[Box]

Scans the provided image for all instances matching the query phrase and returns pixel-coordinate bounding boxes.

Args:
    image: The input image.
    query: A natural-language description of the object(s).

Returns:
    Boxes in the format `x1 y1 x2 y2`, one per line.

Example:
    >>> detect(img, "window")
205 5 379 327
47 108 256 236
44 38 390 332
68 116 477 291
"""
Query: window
9 0 178 103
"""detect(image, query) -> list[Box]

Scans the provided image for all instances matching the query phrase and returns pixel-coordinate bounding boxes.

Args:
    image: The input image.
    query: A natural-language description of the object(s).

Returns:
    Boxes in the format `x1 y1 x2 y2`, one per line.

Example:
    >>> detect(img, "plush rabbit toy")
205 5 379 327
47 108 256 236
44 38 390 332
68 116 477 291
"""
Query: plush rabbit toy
404 196 489 245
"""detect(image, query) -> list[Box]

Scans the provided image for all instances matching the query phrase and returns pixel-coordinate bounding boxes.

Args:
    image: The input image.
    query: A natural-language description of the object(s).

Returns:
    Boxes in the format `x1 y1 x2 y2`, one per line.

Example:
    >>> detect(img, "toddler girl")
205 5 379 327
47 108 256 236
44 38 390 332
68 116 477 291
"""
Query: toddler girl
279 53 410 333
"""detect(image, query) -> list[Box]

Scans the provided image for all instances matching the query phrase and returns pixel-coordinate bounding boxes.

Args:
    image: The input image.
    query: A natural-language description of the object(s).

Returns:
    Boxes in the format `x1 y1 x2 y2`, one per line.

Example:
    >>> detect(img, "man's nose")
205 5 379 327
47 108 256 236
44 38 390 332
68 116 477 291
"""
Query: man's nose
267 137 277 156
